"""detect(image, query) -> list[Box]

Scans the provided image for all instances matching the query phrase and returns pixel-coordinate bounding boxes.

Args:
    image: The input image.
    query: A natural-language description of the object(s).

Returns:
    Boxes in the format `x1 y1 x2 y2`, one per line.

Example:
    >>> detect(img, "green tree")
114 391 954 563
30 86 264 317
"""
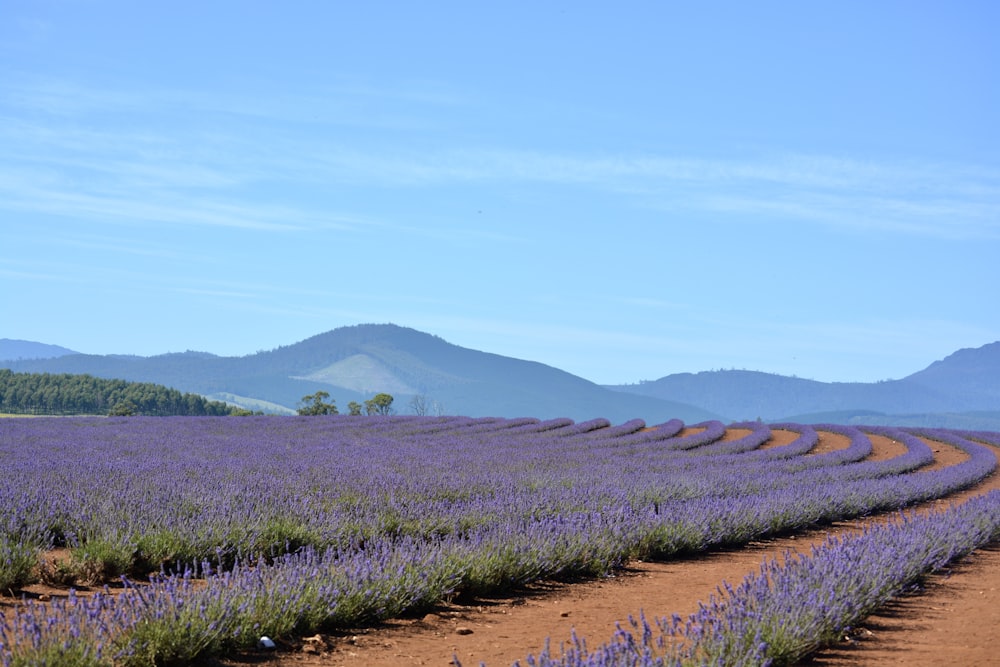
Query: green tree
0 370 239 416
347 401 363 416
297 391 338 415
364 393 394 415
109 400 137 416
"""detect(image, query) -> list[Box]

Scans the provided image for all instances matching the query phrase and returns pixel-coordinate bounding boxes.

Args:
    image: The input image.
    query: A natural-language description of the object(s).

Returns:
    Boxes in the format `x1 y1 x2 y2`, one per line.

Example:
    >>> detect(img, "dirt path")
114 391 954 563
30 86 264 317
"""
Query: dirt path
800 545 1000 667
200 429 1000 667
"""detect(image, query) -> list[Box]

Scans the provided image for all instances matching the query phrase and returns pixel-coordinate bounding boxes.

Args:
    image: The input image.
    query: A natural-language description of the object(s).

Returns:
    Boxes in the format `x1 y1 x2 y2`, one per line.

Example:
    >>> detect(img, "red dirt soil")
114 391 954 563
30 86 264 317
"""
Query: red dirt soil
9 428 1000 667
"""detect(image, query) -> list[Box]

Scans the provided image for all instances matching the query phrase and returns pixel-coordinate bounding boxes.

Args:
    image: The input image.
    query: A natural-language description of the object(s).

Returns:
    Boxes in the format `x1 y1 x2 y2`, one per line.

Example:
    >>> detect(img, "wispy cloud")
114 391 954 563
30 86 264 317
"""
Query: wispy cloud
2 76 998 240
172 287 258 300
2 75 467 128
693 191 998 240
36 233 216 262
0 185 311 232
257 146 999 239
0 266 70 282
617 296 690 310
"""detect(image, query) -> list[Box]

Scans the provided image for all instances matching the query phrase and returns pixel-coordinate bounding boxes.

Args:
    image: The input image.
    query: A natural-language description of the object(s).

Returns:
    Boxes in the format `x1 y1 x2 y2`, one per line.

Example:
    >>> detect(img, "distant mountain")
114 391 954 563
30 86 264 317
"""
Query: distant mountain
608 371 946 420
6 328 997 427
608 341 1000 428
0 324 719 423
0 339 78 361
902 341 1000 406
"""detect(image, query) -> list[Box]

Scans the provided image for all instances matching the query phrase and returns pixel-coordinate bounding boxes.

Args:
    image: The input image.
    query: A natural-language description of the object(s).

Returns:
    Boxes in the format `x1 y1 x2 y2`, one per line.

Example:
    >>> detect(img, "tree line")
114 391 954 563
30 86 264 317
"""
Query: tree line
296 392 445 416
297 391 395 415
0 369 243 416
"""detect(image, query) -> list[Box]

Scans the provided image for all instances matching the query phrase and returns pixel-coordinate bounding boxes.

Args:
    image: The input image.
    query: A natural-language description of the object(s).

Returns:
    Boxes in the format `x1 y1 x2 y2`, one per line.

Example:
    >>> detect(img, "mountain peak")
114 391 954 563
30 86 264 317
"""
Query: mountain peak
0 339 79 361
903 340 1000 397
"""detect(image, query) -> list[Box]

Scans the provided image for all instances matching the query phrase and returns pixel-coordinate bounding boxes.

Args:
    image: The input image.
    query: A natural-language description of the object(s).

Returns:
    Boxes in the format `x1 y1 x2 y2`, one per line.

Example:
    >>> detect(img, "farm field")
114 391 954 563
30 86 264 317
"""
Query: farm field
1 416 998 666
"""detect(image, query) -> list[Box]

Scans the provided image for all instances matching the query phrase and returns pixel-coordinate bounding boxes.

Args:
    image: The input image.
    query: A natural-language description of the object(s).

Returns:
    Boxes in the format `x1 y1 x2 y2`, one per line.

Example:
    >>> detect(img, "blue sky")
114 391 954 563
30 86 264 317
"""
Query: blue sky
2 1 998 384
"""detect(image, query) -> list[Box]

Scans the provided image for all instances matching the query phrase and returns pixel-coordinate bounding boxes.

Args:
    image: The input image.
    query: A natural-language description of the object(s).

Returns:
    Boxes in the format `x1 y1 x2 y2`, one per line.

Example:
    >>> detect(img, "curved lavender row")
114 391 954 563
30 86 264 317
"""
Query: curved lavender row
656 425 922 500
859 425 935 473
906 427 991 451
749 426 935 492
0 418 990 573
730 423 819 461
661 420 728 451
794 424 872 466
440 417 541 436
581 418 647 439
550 418 613 438
0 419 997 666
589 418 685 447
8 483 1000 667
960 430 1000 447
0 426 992 568
709 424 868 485
631 428 996 555
384 427 997 580
500 417 576 435
685 421 772 456
514 489 1000 667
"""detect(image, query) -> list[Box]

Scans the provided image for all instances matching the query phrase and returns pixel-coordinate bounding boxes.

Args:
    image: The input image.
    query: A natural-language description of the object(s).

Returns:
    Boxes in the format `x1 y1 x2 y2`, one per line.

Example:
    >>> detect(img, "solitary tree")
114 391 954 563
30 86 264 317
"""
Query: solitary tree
347 401 363 416
364 393 394 415
409 394 428 416
297 391 338 415
408 394 443 416
108 400 137 416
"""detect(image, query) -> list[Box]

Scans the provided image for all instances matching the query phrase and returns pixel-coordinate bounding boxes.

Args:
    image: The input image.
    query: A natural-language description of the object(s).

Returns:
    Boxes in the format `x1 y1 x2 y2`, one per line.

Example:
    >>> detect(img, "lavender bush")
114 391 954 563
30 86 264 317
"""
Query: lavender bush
516 489 1000 667
0 416 996 665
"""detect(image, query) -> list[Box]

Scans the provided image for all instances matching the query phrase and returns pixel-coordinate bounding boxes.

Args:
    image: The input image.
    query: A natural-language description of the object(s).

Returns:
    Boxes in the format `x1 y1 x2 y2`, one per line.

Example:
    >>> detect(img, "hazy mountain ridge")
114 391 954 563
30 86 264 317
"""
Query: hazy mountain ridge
0 325 718 423
607 341 1000 428
903 342 1000 404
608 371 956 420
2 326 997 427
0 339 79 361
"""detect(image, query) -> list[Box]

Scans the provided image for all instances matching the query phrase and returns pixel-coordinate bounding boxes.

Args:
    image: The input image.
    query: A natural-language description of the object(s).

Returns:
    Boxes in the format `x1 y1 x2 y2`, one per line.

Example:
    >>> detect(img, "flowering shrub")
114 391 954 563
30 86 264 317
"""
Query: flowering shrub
0 416 995 665
518 490 1000 666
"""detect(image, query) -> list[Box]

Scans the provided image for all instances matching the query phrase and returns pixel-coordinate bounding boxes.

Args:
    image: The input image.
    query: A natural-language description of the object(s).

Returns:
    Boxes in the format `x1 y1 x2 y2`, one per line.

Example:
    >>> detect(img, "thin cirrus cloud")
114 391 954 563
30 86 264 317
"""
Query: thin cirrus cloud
6 143 995 241
693 192 999 240
0 185 312 233
288 149 999 237
3 76 997 240
2 75 467 129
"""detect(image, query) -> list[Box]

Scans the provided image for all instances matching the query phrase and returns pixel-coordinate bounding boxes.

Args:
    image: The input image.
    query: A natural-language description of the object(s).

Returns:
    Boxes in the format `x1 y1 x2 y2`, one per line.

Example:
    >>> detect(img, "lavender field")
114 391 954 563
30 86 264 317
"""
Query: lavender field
1 415 998 666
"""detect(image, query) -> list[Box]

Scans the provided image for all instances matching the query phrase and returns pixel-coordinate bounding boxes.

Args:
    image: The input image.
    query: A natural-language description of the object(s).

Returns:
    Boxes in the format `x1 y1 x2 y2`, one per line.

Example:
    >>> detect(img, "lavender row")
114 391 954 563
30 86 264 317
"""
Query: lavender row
686 421 772 456
515 488 1000 667
0 536 462 666
0 418 992 582
0 417 996 665
9 479 996 667
7 478 999 667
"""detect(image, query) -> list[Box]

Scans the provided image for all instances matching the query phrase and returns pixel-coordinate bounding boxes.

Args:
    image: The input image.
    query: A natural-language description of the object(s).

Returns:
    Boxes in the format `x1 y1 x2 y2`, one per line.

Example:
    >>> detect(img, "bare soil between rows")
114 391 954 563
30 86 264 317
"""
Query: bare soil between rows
8 428 1000 666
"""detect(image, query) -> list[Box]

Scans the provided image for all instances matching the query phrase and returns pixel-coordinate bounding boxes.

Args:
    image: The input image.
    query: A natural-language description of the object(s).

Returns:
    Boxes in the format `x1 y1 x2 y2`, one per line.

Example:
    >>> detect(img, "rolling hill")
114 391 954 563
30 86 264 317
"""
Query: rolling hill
3 326 997 427
0 324 719 423
607 341 1000 429
0 339 78 361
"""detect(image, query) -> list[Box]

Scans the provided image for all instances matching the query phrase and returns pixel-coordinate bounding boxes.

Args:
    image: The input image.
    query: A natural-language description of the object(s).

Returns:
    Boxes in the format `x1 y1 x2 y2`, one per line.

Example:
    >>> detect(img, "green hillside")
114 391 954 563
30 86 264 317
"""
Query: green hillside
0 369 242 416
